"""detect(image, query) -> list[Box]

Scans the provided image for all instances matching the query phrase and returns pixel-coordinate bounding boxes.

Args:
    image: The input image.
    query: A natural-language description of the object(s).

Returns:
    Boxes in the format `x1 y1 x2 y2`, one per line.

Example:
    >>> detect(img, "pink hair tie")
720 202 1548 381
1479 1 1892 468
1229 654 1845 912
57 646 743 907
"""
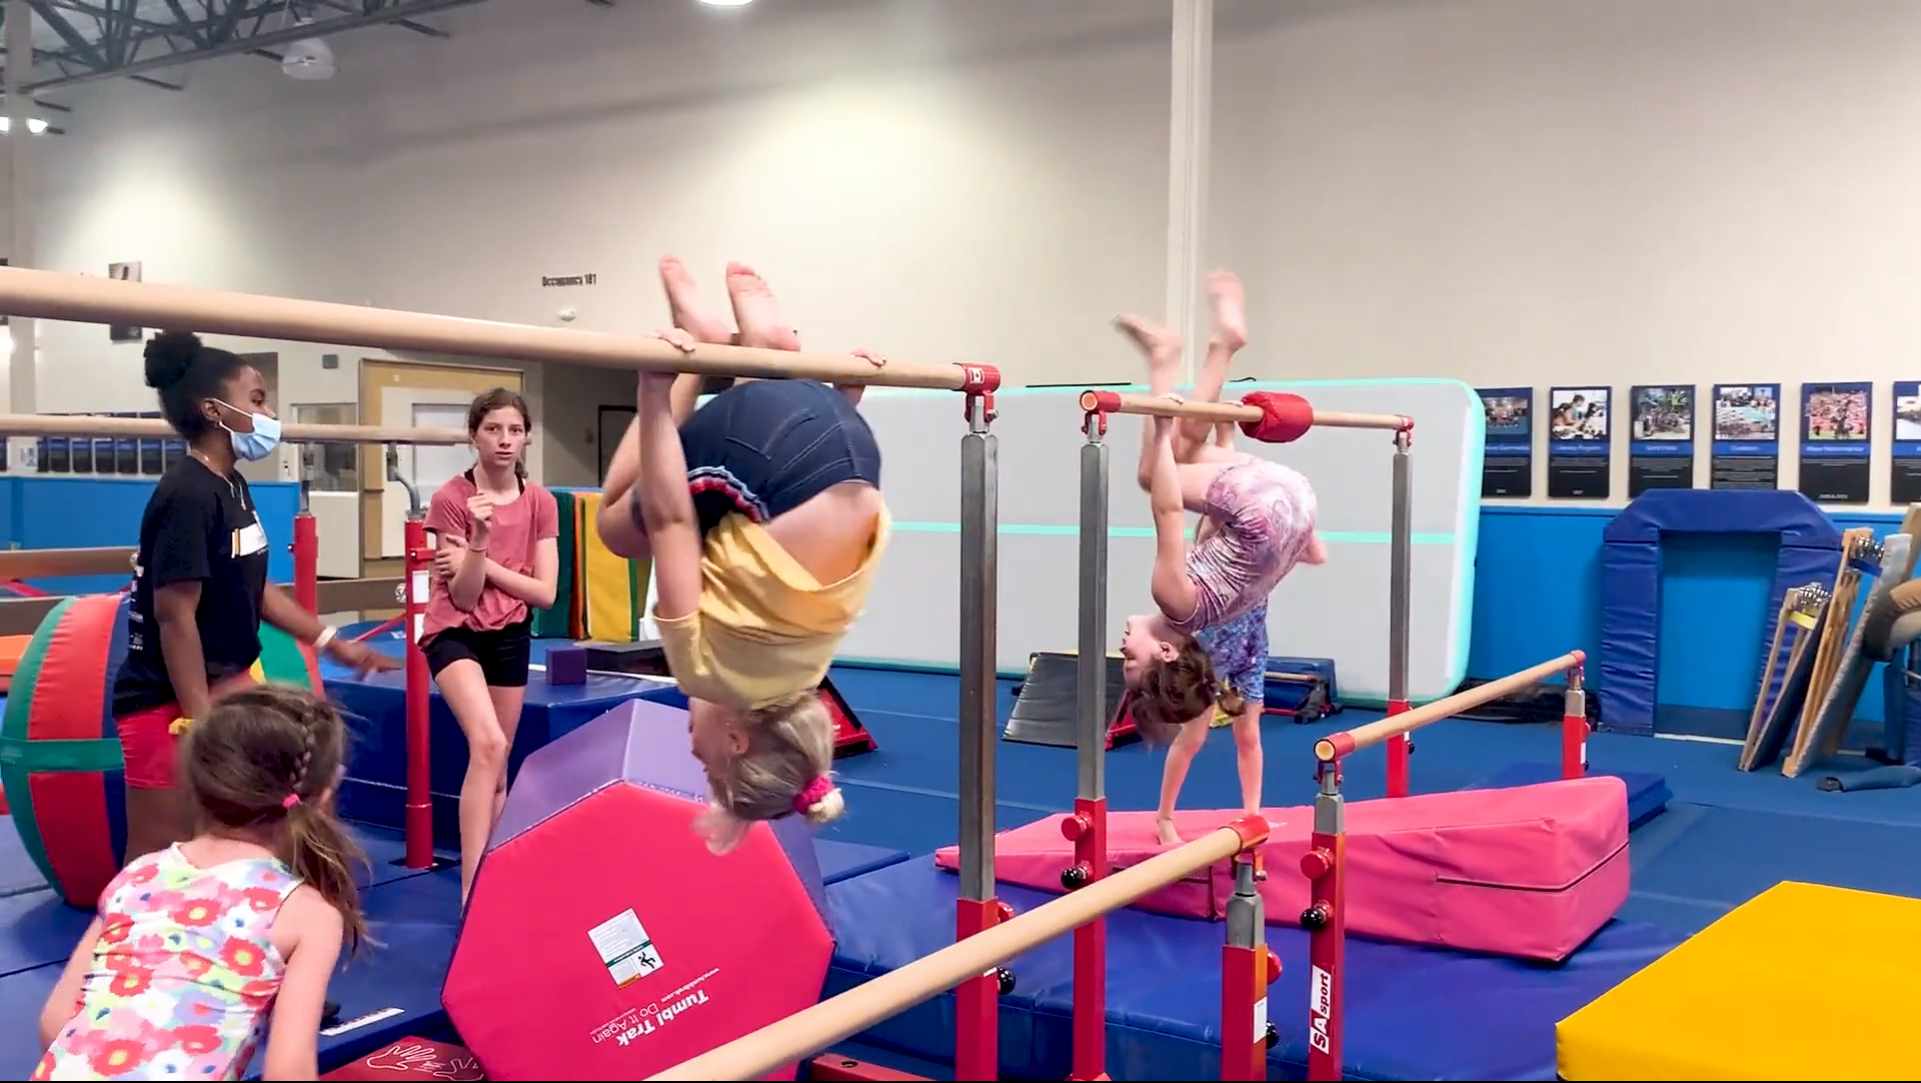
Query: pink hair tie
792 775 834 814
282 793 302 810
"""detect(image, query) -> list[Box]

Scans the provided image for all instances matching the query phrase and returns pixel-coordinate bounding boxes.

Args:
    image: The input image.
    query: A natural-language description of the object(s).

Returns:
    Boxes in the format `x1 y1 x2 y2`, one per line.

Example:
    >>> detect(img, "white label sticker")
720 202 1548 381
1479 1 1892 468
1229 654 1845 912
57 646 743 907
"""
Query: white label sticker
1308 964 1333 1053
1254 995 1268 1037
589 908 662 988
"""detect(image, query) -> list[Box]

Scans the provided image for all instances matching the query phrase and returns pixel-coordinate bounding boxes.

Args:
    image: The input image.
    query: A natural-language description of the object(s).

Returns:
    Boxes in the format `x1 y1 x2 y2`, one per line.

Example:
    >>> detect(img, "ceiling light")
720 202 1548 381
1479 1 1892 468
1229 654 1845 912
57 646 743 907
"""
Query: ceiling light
698 0 755 7
0 117 49 135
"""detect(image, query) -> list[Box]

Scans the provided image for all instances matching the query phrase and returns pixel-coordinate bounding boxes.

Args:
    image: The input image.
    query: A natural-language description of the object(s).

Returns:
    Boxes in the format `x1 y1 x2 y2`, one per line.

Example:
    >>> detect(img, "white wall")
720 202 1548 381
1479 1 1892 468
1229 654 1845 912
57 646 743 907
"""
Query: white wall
10 0 1175 464
1211 0 1921 508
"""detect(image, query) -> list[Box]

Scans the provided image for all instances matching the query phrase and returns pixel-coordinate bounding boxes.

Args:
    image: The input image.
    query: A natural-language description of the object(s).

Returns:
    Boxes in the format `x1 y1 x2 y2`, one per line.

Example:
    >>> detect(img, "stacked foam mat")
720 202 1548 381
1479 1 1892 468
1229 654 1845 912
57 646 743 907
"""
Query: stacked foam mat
532 488 649 644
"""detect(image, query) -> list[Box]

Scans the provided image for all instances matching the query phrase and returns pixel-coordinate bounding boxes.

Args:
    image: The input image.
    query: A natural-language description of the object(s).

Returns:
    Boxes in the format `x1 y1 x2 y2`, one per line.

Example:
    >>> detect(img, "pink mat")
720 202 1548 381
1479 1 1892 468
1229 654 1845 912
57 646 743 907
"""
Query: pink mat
932 776 1628 961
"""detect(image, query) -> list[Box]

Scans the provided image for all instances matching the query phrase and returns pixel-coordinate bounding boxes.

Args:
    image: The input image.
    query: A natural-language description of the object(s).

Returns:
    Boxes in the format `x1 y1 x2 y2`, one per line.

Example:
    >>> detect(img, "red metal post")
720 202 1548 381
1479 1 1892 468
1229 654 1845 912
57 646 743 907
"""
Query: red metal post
1220 848 1278 1082
1561 666 1588 779
1384 699 1411 798
402 516 433 869
954 897 1008 1080
1062 797 1109 1081
293 511 318 615
1301 764 1347 1082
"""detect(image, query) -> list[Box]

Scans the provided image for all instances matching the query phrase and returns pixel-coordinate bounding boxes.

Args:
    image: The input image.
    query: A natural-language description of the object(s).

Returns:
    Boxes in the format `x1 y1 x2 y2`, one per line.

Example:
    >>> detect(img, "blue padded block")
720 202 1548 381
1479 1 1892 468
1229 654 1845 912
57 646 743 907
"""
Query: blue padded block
1483 763 1672 827
0 868 462 1080
826 858 1682 1081
327 666 679 850
0 815 42 897
1602 489 1842 550
816 840 909 886
0 890 90 978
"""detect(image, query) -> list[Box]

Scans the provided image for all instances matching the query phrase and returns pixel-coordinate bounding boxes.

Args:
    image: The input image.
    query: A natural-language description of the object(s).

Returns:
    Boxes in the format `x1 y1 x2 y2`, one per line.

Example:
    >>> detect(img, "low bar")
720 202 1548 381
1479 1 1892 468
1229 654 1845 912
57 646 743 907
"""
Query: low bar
649 818 1272 1082
1078 389 1410 431
0 267 998 392
1315 650 1587 763
0 412 468 445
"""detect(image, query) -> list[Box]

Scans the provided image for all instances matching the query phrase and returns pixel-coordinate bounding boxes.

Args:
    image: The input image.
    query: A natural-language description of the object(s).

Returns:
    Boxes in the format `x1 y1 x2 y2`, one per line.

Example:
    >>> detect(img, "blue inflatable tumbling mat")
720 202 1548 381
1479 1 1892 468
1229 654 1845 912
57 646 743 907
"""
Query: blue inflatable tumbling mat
826 860 1684 1080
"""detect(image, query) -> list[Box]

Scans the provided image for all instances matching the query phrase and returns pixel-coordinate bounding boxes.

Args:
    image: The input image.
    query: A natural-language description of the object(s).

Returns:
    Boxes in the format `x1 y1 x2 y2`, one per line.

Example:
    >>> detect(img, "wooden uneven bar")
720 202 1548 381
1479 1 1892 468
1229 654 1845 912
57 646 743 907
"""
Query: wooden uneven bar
0 596 61 635
1316 650 1586 761
0 267 989 391
649 821 1265 1081
0 413 467 445
0 576 405 636
0 547 134 579
1078 390 1410 431
313 577 406 612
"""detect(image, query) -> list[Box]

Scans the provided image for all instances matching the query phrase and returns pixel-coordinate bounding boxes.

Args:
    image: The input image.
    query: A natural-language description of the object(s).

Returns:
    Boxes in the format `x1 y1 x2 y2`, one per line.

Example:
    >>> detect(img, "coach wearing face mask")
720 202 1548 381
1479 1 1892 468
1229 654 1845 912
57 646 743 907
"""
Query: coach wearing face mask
111 331 397 860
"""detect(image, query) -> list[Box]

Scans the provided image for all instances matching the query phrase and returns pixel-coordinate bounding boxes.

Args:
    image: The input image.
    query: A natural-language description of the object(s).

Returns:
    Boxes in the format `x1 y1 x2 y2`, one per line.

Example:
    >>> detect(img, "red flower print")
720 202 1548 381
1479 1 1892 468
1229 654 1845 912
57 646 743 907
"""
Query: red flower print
97 914 133 944
173 1026 221 1055
29 1049 54 1080
172 897 219 928
101 949 140 975
240 887 283 914
86 1038 147 1077
179 952 215 979
220 938 266 977
107 967 153 998
127 863 158 886
239 979 279 1009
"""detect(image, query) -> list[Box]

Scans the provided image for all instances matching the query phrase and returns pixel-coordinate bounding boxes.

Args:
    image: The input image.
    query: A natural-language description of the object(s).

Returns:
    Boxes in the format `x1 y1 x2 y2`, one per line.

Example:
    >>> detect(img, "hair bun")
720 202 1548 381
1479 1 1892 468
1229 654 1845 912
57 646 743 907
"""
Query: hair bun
144 330 202 390
804 785 846 825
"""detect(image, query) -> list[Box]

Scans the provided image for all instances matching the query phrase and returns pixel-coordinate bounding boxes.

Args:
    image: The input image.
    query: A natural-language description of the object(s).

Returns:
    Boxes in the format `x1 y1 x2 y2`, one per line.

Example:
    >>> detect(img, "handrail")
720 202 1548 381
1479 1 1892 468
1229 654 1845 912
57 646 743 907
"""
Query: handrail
0 267 999 392
1078 389 1410 432
0 412 468 445
1315 650 1587 762
648 816 1271 1081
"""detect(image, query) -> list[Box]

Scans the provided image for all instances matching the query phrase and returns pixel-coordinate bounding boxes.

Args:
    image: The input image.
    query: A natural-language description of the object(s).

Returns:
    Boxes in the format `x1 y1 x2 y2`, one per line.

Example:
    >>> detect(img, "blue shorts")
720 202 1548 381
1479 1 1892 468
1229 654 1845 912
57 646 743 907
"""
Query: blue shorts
1194 604 1268 705
655 379 883 537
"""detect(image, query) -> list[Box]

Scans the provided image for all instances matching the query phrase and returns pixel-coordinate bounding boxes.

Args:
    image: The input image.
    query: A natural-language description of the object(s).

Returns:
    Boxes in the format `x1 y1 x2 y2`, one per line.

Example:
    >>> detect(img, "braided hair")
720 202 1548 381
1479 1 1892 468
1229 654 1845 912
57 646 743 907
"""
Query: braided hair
181 685 371 951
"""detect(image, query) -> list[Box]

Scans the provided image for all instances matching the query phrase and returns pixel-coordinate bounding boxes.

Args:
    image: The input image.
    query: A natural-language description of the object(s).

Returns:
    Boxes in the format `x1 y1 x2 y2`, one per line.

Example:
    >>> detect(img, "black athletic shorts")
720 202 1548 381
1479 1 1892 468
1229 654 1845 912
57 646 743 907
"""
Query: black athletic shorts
424 618 533 688
650 378 883 537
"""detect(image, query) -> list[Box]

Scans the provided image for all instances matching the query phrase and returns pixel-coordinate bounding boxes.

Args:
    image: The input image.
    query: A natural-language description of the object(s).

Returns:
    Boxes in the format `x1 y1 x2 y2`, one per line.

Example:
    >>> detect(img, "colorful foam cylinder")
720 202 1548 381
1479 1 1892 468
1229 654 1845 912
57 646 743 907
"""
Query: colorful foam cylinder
933 776 1629 961
442 698 831 1080
1557 881 1919 1080
531 488 581 639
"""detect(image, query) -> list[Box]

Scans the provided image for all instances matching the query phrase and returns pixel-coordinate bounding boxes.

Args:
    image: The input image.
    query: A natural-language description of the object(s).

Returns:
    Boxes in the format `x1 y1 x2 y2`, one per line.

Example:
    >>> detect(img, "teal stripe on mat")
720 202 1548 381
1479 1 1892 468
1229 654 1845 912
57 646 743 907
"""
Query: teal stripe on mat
889 520 1453 545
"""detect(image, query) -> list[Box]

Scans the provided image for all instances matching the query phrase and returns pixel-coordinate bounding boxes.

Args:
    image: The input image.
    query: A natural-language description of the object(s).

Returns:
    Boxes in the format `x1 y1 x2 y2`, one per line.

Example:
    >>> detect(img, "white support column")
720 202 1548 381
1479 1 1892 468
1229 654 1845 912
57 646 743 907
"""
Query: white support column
1165 0 1213 384
6 0 36 420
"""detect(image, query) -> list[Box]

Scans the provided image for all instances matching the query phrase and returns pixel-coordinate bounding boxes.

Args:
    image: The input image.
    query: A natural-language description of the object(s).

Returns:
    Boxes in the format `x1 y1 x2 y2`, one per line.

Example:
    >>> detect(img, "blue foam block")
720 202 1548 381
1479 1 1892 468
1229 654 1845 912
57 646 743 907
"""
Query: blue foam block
0 891 90 978
827 858 1682 1081
1484 763 1672 827
0 816 43 897
815 840 910 886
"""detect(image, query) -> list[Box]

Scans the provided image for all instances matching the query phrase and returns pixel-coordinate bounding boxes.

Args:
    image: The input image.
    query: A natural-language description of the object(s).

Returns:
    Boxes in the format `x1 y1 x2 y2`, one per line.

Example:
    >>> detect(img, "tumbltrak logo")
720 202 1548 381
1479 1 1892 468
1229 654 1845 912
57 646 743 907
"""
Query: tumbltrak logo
588 968 722 1049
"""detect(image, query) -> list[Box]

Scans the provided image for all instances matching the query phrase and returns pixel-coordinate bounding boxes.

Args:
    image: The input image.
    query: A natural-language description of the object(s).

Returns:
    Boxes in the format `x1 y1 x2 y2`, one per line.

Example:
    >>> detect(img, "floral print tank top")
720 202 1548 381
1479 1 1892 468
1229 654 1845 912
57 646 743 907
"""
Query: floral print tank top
34 845 302 1081
1167 454 1319 636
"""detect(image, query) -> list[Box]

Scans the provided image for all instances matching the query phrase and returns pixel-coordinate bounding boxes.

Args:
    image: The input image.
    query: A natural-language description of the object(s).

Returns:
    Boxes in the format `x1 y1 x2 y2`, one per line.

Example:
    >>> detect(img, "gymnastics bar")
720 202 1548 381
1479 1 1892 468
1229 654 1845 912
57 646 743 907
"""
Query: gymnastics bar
1299 649 1588 1082
0 266 1002 393
0 547 133 579
1077 389 1411 432
0 575 404 636
0 412 467 445
650 816 1271 1082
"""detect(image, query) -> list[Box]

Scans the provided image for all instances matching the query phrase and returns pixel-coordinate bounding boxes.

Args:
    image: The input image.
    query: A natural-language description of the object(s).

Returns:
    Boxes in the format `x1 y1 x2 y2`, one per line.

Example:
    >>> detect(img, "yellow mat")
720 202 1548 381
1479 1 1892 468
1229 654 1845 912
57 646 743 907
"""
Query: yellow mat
572 490 647 643
1557 880 1921 1080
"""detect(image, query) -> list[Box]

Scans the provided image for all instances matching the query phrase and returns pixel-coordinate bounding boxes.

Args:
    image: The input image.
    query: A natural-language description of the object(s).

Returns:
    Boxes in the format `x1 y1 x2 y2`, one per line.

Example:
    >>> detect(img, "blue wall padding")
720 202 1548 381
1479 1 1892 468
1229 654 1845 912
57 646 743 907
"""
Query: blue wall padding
1597 491 1841 735
1468 508 1611 681
1657 533 1782 711
1882 663 1921 766
0 477 297 591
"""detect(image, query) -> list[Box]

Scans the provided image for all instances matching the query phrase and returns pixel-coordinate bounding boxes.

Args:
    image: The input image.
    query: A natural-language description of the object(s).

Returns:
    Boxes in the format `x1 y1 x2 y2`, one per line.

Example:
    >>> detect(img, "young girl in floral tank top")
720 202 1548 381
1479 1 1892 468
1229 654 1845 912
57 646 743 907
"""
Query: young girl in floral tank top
35 686 368 1081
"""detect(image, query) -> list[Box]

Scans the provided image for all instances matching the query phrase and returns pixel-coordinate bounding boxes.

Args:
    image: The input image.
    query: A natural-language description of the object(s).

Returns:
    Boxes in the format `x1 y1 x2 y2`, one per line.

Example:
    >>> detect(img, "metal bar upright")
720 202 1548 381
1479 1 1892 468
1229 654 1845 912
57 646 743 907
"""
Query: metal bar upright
956 392 1003 1080
1384 429 1414 797
1562 664 1588 779
1221 854 1277 1081
1064 413 1111 1081
1300 767 1347 1081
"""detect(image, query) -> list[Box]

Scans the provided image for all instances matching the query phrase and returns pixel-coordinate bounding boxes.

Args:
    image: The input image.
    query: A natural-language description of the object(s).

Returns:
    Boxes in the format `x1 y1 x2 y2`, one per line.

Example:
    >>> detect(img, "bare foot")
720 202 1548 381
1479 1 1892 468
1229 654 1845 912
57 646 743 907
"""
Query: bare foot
1155 816 1183 847
1114 314 1182 383
1206 270 1246 352
725 261 802 352
658 256 736 345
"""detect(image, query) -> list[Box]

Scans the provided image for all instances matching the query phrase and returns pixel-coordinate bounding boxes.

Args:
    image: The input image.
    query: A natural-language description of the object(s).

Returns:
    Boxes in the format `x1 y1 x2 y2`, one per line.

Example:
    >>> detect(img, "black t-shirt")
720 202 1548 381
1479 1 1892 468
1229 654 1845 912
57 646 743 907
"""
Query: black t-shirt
112 457 270 715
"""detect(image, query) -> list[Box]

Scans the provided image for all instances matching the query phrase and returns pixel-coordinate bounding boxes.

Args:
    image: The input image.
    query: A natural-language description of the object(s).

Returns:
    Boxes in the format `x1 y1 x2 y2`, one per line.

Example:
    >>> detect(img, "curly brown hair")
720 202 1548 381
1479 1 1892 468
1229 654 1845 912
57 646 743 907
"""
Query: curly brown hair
1129 639 1220 745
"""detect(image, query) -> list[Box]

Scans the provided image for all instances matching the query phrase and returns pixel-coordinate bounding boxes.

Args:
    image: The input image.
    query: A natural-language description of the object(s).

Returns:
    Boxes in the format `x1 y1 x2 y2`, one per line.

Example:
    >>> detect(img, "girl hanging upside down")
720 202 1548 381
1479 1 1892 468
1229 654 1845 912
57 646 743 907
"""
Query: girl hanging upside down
597 257 889 853
1114 271 1326 846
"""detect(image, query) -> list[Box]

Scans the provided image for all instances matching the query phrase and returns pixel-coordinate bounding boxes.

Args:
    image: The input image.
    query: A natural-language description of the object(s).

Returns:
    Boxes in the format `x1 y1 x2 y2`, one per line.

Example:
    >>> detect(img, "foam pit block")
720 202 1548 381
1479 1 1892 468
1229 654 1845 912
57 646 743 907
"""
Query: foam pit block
1557 881 1921 1080
933 776 1628 961
545 647 586 685
441 699 832 1080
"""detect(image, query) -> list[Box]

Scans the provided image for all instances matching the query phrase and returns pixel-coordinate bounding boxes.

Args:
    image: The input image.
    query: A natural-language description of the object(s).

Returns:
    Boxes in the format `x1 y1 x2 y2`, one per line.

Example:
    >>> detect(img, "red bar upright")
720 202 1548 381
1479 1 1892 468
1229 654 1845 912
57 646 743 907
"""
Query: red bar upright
954 897 1006 1080
402 517 434 869
1063 797 1109 1081
1384 699 1411 798
293 511 318 614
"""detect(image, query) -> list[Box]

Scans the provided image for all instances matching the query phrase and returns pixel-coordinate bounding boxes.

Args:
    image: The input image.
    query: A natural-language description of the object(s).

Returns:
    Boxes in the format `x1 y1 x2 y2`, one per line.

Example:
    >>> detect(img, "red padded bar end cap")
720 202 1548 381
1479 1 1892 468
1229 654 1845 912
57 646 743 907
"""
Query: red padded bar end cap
1238 391 1314 444
1224 812 1271 849
1570 649 1587 665
1080 389 1122 413
958 364 1001 394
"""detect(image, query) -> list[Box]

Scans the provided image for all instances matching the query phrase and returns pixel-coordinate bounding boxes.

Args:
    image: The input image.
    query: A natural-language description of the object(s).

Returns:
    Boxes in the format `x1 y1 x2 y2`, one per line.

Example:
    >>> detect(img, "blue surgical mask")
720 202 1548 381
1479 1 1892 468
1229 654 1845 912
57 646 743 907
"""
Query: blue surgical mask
214 400 282 462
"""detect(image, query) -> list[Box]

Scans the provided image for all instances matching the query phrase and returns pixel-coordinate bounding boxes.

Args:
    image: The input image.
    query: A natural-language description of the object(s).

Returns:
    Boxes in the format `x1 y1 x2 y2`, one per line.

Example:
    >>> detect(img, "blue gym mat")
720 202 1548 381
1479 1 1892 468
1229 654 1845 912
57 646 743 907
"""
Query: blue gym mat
826 858 1683 1081
1483 763 1673 827
0 817 42 897
816 839 910 886
0 863 463 1080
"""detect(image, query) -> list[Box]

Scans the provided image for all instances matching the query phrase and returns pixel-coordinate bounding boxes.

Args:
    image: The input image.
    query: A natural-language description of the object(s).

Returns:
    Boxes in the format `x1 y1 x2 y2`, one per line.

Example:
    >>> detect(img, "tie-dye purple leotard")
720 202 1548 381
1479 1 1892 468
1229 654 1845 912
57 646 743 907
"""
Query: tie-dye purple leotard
1165 454 1318 636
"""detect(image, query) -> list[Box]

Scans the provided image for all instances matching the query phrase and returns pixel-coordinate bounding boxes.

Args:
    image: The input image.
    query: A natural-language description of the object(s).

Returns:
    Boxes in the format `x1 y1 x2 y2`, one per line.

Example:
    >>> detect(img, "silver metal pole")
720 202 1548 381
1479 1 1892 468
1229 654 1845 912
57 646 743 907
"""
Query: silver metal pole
958 396 999 901
1389 433 1412 708
7 0 38 418
1078 418 1109 801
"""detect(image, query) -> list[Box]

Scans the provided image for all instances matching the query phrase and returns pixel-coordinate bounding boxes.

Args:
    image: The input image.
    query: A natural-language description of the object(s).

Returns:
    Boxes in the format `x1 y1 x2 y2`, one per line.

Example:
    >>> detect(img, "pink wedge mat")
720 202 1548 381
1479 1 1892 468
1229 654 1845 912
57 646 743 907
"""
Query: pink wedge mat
932 776 1628 961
